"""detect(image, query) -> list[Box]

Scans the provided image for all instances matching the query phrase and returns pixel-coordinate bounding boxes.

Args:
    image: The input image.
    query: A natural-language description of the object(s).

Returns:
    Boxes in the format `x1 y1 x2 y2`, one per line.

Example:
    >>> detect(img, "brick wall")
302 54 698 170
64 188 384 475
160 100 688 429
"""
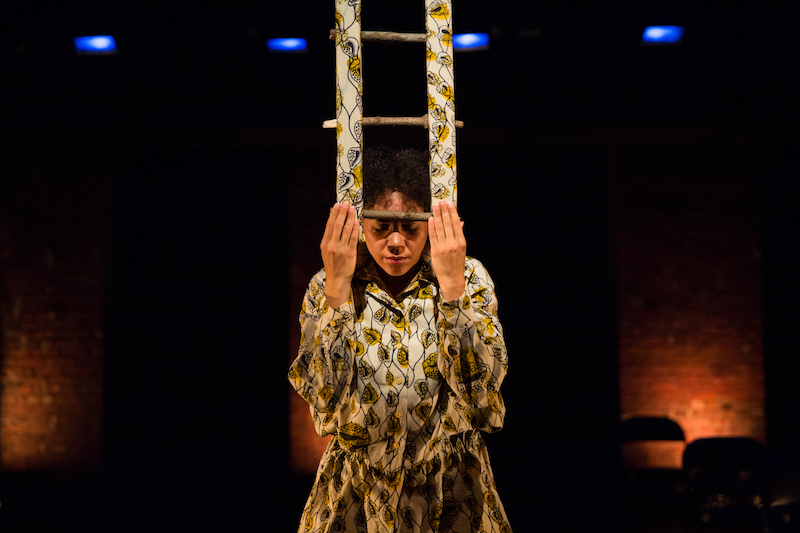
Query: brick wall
0 149 110 471
611 143 766 465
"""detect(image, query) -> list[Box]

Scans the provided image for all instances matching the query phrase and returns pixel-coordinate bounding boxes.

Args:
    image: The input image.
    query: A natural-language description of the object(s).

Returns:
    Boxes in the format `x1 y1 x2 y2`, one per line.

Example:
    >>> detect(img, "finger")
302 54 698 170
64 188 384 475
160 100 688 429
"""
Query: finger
434 200 455 241
430 202 444 245
437 200 451 234
440 201 457 239
322 203 342 244
427 215 438 247
343 204 359 247
447 202 465 240
332 201 351 241
349 210 361 248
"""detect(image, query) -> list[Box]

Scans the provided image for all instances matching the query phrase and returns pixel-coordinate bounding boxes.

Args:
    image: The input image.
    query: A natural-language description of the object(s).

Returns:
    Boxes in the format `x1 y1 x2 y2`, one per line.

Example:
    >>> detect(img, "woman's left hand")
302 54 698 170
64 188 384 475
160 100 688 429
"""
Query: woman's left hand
428 200 466 301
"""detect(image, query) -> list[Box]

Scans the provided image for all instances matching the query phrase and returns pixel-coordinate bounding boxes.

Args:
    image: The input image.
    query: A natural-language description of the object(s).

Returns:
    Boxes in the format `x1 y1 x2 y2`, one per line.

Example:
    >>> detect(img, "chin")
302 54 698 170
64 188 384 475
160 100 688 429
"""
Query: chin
383 267 410 277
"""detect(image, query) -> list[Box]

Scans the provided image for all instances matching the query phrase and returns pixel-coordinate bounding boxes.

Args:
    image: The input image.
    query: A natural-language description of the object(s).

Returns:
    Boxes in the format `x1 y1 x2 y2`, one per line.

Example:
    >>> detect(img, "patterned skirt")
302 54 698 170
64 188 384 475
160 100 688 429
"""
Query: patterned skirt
296 433 512 533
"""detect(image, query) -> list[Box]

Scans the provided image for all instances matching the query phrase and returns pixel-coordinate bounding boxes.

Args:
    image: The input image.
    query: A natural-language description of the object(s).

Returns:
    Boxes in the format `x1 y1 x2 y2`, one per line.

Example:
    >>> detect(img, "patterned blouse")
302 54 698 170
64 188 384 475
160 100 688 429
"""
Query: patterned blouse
289 253 511 532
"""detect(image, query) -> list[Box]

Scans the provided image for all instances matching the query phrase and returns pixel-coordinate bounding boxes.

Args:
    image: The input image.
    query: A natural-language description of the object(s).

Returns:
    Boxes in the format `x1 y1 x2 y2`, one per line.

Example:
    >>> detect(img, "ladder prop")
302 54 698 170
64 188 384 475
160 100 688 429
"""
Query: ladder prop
326 0 461 222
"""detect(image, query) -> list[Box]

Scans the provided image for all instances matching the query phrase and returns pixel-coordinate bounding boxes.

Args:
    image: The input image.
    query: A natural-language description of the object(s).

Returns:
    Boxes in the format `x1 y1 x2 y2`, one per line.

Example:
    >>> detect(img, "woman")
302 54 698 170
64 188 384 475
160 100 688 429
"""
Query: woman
289 148 511 533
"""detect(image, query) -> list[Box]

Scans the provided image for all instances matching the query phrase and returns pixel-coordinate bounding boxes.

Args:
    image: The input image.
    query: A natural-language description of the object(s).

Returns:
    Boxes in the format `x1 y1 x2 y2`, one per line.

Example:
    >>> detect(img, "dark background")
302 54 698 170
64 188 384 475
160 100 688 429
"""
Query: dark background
2 1 800 531
5 1 800 129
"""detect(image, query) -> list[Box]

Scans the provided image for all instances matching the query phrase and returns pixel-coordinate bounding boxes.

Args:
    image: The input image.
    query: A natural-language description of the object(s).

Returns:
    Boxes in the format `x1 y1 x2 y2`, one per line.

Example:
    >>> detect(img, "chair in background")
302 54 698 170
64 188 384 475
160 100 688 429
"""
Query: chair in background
683 436 768 530
760 457 800 532
620 417 687 528
621 417 687 468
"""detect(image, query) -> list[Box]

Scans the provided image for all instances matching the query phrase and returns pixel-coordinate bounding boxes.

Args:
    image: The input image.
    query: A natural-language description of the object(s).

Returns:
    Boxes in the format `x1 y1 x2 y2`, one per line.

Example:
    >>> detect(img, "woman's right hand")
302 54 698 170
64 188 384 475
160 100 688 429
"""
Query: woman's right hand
320 202 359 308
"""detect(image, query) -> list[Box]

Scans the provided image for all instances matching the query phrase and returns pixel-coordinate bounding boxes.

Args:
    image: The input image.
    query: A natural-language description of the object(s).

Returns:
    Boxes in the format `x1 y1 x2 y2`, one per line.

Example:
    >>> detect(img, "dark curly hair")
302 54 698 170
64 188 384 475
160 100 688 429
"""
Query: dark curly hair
363 145 431 211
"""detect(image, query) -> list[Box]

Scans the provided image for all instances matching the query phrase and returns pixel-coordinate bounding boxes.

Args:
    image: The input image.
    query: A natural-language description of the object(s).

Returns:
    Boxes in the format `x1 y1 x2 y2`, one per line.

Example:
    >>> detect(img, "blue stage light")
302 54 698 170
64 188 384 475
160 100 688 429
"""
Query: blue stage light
74 35 118 54
267 38 308 52
642 26 684 44
453 33 489 51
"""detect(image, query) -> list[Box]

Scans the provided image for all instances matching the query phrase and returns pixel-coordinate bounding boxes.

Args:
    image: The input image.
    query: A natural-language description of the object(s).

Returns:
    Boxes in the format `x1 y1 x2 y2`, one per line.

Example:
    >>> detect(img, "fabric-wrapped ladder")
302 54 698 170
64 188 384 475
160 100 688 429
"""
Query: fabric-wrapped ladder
329 0 460 222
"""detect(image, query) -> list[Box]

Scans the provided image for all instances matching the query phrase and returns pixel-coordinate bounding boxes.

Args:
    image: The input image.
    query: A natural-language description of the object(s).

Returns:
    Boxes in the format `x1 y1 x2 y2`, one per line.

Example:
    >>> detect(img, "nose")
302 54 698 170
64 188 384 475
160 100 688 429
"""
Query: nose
387 230 404 250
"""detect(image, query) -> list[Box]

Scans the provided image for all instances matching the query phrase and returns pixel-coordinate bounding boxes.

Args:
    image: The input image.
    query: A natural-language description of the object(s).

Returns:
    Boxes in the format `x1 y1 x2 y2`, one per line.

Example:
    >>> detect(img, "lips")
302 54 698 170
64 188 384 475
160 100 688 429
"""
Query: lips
386 256 406 265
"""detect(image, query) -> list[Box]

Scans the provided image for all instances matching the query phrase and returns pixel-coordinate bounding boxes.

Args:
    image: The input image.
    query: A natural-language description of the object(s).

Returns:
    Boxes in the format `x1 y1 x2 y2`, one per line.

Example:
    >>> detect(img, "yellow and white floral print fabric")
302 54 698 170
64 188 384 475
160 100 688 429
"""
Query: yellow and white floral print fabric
426 0 457 206
334 0 364 213
289 255 511 532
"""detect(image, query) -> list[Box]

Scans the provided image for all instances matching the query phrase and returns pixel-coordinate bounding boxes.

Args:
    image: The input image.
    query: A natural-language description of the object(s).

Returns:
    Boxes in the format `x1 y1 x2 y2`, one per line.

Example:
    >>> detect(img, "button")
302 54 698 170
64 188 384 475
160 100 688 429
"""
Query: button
394 411 402 419
393 442 399 449
395 377 404 386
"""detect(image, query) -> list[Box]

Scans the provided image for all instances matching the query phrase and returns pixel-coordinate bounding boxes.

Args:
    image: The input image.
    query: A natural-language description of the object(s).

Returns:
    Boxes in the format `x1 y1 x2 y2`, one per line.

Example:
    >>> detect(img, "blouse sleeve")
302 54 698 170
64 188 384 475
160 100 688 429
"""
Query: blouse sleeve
288 271 357 437
436 258 509 433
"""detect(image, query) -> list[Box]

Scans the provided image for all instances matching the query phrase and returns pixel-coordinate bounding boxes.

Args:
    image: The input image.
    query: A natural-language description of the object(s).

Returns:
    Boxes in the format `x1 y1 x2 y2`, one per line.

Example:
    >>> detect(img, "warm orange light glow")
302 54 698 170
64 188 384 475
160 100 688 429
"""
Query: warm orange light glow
614 145 766 467
289 392 330 474
622 441 685 470
619 343 766 448
1 340 103 471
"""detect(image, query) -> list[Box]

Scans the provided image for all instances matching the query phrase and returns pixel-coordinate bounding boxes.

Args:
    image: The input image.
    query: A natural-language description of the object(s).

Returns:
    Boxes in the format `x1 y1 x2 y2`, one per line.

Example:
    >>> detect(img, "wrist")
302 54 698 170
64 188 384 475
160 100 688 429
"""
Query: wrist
439 279 466 302
324 277 352 308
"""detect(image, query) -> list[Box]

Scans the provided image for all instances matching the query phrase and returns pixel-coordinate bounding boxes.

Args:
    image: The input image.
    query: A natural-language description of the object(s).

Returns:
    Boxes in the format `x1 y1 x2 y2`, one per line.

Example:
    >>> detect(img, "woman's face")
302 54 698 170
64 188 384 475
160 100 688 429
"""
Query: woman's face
363 192 429 278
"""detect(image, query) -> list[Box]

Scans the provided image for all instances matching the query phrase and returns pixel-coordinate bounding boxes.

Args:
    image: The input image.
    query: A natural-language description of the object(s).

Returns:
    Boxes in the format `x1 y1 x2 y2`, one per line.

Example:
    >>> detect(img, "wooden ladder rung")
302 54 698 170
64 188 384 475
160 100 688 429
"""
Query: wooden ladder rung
329 30 426 43
363 210 432 221
323 116 464 129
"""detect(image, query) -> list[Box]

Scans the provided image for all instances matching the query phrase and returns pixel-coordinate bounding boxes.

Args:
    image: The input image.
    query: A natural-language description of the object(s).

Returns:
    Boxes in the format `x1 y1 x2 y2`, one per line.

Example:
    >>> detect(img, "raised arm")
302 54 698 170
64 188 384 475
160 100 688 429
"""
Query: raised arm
288 203 360 436
437 259 508 432
429 201 508 432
